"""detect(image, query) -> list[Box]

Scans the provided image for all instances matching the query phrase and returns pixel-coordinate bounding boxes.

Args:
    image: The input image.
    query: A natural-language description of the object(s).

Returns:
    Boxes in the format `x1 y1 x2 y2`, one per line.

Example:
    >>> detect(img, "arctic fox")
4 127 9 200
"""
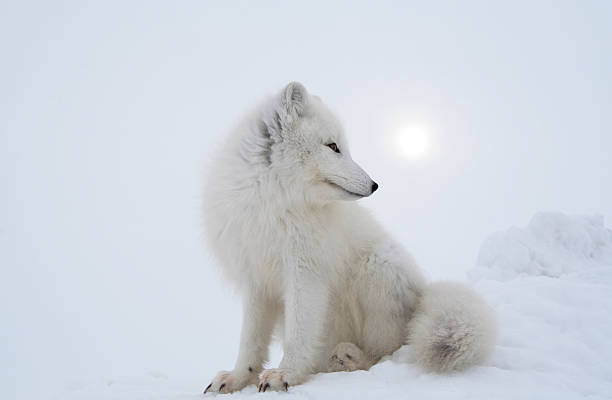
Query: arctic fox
202 82 497 393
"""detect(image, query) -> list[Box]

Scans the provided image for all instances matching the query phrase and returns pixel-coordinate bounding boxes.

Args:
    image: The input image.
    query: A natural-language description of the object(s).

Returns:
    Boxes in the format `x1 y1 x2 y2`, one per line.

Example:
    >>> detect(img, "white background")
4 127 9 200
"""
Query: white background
1 1 611 399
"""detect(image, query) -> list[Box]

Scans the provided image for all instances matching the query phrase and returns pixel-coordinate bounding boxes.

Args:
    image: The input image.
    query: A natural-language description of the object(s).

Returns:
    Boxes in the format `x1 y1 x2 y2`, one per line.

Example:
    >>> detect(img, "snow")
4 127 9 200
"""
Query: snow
56 213 612 400
470 212 612 281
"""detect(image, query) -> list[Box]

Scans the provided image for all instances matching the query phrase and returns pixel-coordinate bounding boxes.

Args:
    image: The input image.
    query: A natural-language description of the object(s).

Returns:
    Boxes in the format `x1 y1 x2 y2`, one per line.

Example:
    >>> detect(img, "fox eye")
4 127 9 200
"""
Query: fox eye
326 143 340 153
345 354 352 360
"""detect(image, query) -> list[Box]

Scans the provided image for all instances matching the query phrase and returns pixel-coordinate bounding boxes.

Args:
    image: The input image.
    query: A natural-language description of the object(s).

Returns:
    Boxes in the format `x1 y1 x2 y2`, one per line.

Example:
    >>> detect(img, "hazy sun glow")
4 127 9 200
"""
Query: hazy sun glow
395 124 431 159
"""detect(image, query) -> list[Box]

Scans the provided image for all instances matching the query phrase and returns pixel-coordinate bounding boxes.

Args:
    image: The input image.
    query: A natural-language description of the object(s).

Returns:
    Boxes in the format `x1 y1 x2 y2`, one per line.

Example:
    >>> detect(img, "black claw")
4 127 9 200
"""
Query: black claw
283 382 289 391
258 383 262 392
204 383 212 394
218 383 226 392
263 383 270 392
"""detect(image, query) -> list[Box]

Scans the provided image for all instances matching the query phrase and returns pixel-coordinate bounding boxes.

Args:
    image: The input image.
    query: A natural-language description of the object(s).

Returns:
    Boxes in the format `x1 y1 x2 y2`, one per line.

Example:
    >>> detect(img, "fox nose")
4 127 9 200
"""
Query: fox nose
371 181 379 193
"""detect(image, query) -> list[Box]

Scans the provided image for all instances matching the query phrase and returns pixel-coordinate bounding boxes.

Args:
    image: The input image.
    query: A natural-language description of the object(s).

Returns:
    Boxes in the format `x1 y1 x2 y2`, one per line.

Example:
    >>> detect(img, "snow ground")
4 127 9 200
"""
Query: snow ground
56 213 612 400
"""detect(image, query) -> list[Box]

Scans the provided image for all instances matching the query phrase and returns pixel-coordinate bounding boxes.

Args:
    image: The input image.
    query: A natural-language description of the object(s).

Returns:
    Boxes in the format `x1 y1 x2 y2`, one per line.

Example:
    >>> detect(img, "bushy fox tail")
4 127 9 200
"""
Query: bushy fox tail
408 281 497 372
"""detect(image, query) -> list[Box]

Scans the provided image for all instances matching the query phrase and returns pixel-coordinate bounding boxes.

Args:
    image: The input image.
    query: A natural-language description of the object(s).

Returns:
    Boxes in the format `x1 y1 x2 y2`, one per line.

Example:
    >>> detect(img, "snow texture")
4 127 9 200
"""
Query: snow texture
470 212 612 281
56 213 612 400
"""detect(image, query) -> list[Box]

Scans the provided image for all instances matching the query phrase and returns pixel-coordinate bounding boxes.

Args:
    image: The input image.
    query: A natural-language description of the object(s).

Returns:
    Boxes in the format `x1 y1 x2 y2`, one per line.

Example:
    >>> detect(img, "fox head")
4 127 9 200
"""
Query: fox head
250 82 378 205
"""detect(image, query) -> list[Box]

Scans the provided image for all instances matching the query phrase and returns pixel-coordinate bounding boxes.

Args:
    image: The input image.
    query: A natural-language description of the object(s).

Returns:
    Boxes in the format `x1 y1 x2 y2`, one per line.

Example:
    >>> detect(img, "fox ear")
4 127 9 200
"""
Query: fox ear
261 82 309 145
280 81 309 122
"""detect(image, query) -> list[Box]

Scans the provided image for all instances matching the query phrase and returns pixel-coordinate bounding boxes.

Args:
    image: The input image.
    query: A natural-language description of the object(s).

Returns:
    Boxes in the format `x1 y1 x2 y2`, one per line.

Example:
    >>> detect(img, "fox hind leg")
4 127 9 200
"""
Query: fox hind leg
327 342 371 372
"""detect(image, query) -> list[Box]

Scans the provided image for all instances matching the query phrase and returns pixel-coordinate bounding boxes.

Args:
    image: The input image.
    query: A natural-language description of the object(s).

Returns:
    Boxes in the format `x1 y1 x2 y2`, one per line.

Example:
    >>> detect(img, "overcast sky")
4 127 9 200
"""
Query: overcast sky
1 1 611 399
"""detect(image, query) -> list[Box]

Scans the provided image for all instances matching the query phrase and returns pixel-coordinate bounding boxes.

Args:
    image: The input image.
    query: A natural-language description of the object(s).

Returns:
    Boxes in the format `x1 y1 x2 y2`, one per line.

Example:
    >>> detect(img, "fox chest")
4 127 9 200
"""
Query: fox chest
229 214 345 293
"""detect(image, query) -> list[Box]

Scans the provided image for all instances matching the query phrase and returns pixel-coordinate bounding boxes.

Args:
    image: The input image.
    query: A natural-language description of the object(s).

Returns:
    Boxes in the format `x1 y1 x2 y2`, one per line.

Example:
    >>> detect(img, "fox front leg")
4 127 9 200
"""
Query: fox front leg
258 265 328 392
204 289 278 394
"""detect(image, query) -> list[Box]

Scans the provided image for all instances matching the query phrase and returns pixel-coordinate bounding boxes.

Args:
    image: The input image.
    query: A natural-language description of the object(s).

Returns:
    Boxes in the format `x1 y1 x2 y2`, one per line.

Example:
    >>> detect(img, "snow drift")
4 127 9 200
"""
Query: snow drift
470 212 612 281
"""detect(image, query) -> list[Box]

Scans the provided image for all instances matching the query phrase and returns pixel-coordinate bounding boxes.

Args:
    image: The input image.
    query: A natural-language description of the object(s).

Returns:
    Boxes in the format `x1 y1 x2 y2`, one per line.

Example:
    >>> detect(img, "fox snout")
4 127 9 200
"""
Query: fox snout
325 164 378 199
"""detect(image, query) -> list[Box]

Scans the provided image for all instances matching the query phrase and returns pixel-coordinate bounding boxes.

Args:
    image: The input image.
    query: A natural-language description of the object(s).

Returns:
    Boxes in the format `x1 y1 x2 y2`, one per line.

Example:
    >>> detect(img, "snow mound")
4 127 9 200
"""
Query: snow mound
470 212 612 281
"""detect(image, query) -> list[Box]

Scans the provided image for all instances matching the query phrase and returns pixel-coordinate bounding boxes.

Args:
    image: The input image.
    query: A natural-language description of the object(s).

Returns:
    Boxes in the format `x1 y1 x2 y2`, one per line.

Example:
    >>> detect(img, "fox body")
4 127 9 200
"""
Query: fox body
202 82 496 393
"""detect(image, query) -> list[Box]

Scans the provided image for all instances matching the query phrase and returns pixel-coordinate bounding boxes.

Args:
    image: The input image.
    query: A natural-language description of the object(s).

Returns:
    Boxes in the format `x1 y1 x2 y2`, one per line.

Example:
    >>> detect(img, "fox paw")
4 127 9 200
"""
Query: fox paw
328 342 370 372
257 368 304 392
204 368 257 394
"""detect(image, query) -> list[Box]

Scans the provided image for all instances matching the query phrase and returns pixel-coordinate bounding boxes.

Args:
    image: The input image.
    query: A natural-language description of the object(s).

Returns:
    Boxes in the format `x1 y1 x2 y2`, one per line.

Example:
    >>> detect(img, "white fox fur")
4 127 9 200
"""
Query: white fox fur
202 82 497 393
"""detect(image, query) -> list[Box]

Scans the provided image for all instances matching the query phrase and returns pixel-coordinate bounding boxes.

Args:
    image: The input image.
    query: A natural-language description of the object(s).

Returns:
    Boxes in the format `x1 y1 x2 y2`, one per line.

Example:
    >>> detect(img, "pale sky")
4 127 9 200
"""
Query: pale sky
1 1 611 399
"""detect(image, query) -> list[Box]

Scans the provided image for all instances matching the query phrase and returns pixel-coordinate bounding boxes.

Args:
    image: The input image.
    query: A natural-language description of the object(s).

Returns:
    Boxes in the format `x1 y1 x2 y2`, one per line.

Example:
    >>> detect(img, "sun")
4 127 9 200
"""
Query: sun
395 124 431 160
